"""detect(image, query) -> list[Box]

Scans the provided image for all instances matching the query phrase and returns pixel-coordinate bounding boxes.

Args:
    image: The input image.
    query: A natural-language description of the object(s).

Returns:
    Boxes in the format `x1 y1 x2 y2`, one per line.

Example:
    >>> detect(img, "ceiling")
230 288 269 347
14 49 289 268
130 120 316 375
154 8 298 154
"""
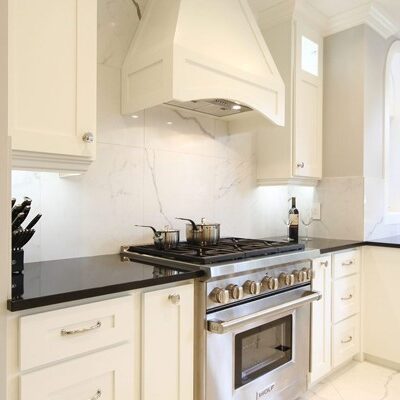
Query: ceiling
98 0 400 69
248 0 400 36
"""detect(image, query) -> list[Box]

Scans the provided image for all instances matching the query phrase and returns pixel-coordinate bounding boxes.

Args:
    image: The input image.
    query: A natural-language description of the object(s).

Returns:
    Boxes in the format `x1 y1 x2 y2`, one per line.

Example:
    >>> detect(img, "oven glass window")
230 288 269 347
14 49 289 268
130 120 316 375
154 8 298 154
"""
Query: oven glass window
235 315 293 389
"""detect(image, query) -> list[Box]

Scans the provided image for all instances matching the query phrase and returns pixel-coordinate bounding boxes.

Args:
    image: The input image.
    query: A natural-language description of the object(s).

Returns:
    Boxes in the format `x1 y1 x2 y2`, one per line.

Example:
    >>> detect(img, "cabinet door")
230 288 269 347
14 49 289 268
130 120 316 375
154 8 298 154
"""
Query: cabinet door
310 255 332 383
9 0 97 172
293 22 323 179
20 345 134 400
142 283 194 400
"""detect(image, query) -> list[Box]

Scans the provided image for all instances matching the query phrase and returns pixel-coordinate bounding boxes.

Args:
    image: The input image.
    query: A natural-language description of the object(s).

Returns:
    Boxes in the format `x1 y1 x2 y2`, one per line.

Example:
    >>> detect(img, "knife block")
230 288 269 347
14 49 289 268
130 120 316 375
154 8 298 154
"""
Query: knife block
11 249 24 299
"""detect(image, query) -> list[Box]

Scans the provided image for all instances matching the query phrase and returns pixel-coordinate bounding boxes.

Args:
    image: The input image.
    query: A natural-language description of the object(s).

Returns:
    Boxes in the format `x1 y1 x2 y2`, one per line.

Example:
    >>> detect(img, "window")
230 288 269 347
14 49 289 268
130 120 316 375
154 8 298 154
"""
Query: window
384 41 400 223
301 36 319 76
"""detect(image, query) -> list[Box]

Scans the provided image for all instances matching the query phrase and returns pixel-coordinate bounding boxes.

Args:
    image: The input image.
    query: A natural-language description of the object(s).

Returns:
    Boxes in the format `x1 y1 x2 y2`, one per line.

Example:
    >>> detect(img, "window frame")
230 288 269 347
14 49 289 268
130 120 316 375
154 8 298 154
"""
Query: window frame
384 40 400 225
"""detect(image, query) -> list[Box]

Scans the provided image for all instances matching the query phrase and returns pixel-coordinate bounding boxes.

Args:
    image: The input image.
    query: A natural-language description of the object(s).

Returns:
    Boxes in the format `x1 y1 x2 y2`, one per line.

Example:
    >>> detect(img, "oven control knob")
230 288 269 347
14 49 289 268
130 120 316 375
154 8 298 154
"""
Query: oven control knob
226 284 244 300
297 270 307 282
243 280 261 295
209 288 230 304
302 268 312 280
262 276 279 290
279 273 295 286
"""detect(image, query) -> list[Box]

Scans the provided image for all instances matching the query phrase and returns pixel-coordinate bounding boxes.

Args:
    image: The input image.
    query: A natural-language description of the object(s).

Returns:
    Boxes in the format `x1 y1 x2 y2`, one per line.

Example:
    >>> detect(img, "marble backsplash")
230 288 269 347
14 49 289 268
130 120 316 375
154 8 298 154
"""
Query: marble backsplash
12 64 318 263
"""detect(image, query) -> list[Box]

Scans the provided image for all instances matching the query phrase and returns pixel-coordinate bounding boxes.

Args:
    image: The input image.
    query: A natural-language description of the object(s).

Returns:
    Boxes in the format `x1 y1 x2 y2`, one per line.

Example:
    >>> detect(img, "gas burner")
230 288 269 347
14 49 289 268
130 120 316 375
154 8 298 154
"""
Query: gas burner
126 237 305 265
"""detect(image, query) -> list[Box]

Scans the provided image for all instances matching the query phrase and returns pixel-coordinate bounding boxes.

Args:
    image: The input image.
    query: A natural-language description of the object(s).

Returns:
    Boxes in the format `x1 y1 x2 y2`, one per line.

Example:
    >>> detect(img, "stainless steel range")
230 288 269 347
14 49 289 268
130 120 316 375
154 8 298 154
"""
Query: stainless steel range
121 238 321 400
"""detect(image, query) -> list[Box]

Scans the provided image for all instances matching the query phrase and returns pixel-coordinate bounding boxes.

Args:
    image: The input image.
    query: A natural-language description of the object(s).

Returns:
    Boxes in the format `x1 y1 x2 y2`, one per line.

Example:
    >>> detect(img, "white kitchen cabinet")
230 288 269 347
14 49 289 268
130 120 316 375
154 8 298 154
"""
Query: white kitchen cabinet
293 23 323 179
309 248 361 385
363 246 400 367
310 255 332 384
20 344 134 400
9 0 97 173
256 17 323 185
332 315 360 368
19 296 134 371
142 283 194 400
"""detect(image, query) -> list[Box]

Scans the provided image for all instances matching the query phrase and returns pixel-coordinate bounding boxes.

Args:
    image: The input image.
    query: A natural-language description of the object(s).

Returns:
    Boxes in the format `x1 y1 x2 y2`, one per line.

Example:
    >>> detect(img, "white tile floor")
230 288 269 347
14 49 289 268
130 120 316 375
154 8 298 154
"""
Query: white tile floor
299 362 400 400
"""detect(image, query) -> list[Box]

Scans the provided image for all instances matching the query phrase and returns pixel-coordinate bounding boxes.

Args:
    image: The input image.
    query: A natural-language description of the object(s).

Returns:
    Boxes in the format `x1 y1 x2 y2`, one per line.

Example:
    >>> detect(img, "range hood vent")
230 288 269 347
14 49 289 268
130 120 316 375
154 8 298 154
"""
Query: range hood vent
122 0 285 124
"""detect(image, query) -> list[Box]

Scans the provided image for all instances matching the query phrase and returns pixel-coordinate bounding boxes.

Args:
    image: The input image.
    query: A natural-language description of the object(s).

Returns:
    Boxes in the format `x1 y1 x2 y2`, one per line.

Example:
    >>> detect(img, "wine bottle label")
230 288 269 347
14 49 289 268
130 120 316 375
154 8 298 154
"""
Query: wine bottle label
289 214 299 226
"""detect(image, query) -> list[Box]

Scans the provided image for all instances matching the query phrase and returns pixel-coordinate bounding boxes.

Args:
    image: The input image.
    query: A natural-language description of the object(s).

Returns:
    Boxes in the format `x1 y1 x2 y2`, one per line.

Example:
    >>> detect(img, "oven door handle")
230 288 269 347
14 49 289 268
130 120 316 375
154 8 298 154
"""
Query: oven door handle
207 291 322 334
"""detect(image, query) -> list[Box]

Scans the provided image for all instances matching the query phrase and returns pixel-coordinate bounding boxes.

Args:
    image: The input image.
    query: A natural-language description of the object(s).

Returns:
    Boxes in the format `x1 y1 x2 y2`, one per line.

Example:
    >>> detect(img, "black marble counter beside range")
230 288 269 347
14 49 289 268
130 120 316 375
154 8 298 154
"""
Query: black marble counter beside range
8 254 204 312
364 235 400 248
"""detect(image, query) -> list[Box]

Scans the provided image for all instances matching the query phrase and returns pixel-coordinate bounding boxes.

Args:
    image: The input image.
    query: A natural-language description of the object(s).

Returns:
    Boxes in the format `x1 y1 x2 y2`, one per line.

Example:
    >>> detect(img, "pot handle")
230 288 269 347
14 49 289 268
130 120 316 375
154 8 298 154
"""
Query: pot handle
134 225 161 236
175 217 199 231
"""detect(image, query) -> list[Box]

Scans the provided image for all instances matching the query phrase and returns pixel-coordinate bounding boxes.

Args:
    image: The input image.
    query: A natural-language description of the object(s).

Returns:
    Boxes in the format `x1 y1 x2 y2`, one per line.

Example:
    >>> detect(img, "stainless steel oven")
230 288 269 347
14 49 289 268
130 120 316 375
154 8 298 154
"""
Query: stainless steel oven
205 285 320 400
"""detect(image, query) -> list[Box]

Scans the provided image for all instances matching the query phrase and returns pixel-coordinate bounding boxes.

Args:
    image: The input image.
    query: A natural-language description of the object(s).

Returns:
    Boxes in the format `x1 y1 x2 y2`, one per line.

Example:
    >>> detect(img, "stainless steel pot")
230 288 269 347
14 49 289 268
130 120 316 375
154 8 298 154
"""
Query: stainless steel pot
176 217 220 246
134 225 180 250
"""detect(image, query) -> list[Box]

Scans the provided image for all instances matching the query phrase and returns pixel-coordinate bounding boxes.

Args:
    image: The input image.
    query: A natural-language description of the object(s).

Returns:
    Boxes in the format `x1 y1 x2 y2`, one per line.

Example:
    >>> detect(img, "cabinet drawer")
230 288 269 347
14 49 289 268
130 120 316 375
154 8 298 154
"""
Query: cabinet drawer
333 315 360 368
20 344 133 400
333 249 360 279
20 296 134 371
333 274 360 323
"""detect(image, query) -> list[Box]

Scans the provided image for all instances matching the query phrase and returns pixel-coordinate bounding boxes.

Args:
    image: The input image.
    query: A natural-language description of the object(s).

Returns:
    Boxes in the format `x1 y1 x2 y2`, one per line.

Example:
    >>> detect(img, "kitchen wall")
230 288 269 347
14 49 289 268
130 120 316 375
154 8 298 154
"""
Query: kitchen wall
318 25 400 241
12 0 316 263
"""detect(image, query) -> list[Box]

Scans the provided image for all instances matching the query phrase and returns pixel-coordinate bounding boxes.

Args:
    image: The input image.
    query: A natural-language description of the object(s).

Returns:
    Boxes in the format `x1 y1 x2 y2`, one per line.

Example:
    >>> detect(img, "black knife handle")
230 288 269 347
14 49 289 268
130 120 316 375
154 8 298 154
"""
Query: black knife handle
26 214 42 230
12 212 26 231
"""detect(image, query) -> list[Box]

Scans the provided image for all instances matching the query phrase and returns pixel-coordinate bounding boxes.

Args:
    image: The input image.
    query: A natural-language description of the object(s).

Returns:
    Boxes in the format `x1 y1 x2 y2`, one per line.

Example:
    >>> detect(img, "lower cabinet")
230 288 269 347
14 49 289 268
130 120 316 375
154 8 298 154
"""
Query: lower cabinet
142 283 194 400
310 255 332 383
20 344 134 400
332 315 360 368
309 249 361 385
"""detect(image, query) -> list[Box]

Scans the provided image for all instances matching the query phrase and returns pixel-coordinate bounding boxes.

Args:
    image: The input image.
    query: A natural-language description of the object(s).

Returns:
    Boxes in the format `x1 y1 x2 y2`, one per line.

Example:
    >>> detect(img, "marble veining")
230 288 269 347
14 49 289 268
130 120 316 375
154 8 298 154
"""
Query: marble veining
172 110 215 139
131 0 142 20
299 362 400 400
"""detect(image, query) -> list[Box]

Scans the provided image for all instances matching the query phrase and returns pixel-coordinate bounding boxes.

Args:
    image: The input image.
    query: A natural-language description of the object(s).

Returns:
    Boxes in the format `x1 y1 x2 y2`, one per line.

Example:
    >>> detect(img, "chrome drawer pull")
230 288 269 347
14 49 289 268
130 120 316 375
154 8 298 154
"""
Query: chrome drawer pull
342 260 354 266
341 336 353 344
90 390 102 400
341 294 353 301
61 321 102 336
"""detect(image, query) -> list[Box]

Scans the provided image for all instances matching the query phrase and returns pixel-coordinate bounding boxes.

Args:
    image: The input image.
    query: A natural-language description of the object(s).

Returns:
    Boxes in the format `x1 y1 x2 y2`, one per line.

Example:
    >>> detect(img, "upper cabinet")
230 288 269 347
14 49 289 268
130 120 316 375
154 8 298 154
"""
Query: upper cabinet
9 0 97 173
256 16 323 186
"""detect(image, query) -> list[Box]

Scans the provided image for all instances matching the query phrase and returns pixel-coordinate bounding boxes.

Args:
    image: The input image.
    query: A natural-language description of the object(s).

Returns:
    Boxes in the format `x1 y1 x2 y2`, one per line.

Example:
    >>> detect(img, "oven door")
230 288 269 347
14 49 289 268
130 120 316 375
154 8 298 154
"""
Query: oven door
206 286 321 400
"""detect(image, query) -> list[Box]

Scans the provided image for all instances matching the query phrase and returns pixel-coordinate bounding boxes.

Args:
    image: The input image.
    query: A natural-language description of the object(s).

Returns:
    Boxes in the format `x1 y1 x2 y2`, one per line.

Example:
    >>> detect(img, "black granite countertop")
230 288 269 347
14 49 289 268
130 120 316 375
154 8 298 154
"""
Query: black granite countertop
8 254 204 312
364 235 400 248
9 236 400 312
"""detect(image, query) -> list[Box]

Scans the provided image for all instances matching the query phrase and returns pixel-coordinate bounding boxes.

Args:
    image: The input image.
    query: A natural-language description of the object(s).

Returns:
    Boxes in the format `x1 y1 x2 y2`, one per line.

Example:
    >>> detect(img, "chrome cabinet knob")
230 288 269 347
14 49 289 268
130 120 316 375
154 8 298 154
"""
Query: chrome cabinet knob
209 288 230 304
226 284 244 300
297 162 305 168
168 294 181 305
243 280 261 295
261 276 279 291
82 132 94 143
320 260 329 267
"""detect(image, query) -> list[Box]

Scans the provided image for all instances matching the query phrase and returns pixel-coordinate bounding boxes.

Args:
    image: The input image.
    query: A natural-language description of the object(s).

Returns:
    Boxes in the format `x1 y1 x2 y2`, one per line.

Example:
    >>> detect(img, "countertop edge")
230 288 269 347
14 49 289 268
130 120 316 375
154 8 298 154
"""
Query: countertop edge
7 269 204 312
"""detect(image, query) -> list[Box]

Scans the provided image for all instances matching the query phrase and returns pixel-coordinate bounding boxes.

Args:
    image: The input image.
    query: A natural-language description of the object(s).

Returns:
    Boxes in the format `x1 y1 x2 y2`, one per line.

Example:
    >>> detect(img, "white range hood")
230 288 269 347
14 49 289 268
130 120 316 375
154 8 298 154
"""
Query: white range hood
122 0 285 125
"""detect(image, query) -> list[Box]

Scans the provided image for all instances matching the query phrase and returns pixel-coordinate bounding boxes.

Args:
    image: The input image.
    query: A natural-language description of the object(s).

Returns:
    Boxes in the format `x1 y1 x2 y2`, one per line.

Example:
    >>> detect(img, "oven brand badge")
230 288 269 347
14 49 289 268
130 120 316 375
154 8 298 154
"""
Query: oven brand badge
256 383 276 399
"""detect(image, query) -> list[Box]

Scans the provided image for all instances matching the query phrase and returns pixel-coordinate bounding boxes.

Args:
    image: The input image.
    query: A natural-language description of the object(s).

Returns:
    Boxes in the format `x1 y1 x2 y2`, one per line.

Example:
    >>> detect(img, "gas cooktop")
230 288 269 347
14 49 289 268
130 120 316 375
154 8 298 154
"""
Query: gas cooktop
125 238 305 265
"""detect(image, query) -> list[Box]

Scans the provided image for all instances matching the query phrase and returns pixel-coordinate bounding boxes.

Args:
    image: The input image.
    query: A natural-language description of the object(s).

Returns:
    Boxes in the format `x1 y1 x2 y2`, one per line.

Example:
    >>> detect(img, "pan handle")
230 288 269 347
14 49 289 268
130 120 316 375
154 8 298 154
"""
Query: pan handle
175 217 198 231
134 225 160 236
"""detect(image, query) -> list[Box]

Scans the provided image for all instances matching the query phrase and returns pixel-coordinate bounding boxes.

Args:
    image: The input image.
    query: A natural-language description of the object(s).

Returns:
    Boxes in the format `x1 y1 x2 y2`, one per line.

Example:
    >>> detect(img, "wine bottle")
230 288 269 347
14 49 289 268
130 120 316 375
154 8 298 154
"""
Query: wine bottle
288 197 299 242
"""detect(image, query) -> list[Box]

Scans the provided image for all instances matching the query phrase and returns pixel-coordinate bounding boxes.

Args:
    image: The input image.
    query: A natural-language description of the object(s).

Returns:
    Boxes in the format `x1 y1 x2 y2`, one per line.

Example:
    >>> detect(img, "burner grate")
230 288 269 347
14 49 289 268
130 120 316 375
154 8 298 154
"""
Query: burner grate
127 238 305 265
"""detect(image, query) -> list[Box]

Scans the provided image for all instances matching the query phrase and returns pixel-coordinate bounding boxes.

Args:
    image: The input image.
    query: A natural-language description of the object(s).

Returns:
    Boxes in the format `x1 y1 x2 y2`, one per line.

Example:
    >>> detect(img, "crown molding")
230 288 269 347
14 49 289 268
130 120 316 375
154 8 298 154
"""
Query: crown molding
327 2 398 39
254 0 399 39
